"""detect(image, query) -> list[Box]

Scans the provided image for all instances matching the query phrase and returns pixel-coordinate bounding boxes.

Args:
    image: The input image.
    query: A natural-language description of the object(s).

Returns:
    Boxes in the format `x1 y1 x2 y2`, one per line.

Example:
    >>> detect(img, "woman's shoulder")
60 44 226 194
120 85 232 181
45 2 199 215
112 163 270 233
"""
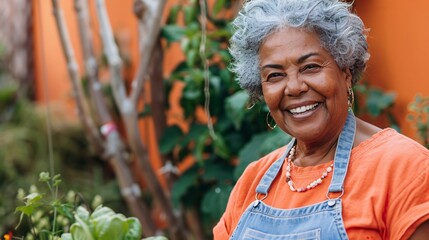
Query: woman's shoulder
351 127 429 176
355 118 428 153
345 128 429 240
354 128 429 156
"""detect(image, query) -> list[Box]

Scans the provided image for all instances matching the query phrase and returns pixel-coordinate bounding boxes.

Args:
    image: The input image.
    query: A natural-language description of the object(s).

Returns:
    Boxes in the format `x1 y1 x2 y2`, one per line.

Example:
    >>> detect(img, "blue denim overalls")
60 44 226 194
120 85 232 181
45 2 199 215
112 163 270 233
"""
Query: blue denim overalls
230 111 356 240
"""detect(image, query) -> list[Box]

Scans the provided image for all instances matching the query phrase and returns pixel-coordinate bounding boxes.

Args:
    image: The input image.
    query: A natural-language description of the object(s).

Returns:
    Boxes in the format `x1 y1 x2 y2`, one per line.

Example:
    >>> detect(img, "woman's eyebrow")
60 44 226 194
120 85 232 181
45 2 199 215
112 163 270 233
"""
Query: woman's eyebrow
297 52 319 64
261 52 320 70
261 64 284 70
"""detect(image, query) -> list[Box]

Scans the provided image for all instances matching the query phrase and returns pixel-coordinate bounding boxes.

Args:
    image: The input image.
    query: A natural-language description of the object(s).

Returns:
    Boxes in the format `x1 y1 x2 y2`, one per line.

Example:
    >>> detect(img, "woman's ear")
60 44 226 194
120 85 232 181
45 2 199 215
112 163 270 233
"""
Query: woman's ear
343 68 352 88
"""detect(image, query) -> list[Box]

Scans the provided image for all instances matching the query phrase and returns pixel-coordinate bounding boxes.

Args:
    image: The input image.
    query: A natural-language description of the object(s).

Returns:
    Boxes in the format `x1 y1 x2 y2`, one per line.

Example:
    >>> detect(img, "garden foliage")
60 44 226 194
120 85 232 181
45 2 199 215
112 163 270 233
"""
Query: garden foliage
160 0 291 235
408 95 429 148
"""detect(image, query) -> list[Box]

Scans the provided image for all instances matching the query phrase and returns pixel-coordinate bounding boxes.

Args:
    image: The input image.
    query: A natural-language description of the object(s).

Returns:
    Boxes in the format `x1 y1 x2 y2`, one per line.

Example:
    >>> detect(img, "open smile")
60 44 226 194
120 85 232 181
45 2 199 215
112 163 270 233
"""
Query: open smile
288 103 320 115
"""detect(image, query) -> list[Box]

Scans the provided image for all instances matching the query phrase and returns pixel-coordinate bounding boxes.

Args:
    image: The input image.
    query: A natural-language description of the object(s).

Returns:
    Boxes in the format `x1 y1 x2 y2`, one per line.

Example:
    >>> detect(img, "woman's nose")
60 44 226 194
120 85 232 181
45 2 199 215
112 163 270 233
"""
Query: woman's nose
284 74 309 96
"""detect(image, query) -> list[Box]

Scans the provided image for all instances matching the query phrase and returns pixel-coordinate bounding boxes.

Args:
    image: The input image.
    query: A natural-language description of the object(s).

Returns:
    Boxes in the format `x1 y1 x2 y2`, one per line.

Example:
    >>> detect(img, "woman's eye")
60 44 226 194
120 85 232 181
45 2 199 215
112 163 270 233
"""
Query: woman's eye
266 72 285 81
301 64 321 72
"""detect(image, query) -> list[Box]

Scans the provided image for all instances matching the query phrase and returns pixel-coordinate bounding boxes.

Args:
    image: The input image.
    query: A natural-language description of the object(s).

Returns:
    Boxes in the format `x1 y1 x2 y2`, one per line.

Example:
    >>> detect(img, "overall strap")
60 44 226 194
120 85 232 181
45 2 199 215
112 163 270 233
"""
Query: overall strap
255 138 296 195
328 111 356 194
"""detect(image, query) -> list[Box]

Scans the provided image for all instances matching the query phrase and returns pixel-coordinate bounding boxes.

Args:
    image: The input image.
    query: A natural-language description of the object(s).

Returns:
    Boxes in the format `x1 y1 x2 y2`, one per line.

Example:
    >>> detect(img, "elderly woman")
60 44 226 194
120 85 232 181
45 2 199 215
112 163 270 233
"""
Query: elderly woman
213 0 429 239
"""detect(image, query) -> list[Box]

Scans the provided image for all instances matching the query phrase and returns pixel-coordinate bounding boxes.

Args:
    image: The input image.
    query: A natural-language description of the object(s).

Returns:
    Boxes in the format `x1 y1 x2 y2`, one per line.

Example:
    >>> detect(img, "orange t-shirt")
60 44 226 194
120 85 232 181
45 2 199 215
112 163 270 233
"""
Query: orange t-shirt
213 129 429 240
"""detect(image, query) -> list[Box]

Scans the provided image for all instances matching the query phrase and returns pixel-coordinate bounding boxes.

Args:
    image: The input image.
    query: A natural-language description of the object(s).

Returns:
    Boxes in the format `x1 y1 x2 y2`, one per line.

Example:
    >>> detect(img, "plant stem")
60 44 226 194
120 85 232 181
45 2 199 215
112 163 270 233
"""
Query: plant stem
28 216 37 239
51 183 59 239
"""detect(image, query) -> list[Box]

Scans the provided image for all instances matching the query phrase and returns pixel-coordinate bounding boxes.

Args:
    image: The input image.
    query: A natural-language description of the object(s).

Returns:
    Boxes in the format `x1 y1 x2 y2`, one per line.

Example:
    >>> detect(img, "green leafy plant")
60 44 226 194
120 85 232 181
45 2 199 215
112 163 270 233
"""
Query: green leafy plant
0 82 125 236
14 172 149 240
0 51 126 236
60 206 142 240
407 94 429 148
15 172 74 240
353 82 399 131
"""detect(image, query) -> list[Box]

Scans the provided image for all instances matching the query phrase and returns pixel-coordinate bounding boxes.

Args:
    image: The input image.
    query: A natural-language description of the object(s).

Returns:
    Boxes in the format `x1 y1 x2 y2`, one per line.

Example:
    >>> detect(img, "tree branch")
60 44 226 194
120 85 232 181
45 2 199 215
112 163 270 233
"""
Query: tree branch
74 0 156 235
94 0 189 238
94 0 127 112
130 0 167 105
51 0 103 153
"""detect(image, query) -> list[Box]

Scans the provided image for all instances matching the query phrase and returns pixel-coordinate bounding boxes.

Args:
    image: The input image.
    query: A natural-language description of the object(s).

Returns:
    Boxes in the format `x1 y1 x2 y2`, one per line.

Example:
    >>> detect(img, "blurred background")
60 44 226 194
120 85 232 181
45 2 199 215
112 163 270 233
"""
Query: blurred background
0 0 428 239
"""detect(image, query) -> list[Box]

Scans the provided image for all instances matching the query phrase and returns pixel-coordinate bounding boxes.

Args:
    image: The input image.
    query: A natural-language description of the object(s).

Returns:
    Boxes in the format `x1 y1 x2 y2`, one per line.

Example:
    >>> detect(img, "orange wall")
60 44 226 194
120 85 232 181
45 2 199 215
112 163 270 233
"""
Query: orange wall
354 1 429 139
34 0 140 109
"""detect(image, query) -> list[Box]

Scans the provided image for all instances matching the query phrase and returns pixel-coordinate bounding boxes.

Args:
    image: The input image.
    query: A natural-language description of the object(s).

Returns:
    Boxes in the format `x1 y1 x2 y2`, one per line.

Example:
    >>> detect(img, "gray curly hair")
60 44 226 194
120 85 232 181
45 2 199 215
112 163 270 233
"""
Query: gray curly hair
229 0 370 103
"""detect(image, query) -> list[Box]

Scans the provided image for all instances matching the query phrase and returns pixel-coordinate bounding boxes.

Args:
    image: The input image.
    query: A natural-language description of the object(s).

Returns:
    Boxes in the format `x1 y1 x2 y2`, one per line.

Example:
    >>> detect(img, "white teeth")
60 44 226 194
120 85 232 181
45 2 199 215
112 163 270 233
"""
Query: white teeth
289 103 319 114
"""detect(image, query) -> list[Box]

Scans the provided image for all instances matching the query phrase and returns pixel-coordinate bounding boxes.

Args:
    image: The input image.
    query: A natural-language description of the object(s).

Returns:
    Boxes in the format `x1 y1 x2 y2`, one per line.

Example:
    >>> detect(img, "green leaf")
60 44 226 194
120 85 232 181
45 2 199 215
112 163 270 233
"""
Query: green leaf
180 38 191 53
161 25 186 43
185 48 198 67
97 215 127 240
189 30 201 47
38 231 50 240
210 76 221 96
213 135 230 159
182 82 202 101
225 91 249 130
75 206 91 223
219 50 232 63
183 5 197 25
124 217 142 240
213 0 227 15
91 205 115 222
57 203 74 220
166 5 181 24
60 233 73 240
202 160 233 182
159 125 184 154
171 166 199 208
223 133 245 155
70 222 94 240
219 68 233 84
201 184 233 221
186 69 204 84
70 207 95 240
234 133 267 180
182 124 208 147
259 127 292 155
16 204 37 216
24 192 43 204
170 62 190 79
234 129 291 180
366 89 395 116
194 131 209 162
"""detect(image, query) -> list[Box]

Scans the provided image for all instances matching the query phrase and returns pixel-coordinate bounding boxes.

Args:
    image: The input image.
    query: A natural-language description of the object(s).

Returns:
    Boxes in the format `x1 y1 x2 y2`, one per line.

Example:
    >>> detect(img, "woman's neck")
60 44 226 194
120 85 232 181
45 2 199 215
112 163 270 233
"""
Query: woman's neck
293 137 339 167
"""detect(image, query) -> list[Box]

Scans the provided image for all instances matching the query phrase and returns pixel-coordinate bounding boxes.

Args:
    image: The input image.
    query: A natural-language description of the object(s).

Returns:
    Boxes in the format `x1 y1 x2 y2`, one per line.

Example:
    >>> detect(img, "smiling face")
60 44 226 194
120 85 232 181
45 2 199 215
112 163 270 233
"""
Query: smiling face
260 27 352 144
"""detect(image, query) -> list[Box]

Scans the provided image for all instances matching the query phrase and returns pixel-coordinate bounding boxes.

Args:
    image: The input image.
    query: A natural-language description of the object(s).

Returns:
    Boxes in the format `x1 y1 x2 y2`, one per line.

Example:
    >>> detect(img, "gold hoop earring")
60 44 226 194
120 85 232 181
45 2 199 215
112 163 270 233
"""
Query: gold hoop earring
348 87 354 110
266 112 277 129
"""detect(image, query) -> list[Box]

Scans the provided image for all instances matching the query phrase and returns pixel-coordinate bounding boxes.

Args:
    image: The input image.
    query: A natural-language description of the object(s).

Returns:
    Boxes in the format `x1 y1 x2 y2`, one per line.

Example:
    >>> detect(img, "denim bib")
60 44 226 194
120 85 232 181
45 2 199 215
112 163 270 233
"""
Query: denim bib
230 111 356 240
